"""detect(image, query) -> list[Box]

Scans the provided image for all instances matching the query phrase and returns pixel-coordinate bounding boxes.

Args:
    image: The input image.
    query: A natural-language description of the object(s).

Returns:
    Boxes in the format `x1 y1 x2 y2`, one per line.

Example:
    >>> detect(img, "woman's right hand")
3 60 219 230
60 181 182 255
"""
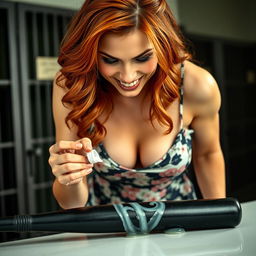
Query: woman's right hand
49 138 94 186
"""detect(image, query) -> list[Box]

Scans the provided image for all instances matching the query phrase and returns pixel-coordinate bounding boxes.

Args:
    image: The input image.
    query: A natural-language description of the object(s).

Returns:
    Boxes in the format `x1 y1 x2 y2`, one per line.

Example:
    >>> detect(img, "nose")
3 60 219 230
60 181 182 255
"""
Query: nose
119 64 138 83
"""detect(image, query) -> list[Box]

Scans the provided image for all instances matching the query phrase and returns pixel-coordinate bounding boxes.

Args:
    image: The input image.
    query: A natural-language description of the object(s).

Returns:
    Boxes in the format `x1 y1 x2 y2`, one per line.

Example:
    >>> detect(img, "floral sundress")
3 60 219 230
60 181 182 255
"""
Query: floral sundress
87 63 197 205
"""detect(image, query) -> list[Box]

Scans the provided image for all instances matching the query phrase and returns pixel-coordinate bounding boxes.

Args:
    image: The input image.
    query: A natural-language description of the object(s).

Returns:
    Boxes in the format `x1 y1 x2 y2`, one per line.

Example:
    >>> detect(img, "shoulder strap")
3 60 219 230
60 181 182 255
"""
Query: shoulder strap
179 63 185 128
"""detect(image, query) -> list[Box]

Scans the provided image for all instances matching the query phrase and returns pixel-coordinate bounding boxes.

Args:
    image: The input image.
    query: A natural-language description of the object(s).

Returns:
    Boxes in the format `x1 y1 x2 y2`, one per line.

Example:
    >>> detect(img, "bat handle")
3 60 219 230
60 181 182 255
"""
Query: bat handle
0 215 33 232
14 215 33 232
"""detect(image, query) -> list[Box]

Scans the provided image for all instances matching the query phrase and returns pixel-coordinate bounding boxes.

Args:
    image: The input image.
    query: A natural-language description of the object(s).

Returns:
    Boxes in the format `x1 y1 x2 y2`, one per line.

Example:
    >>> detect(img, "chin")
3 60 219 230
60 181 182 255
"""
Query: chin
116 89 142 98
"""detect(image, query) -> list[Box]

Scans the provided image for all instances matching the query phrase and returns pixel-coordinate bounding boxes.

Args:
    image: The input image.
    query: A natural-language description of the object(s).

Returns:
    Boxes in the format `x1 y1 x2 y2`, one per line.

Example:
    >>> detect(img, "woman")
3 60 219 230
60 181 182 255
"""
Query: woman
49 0 226 209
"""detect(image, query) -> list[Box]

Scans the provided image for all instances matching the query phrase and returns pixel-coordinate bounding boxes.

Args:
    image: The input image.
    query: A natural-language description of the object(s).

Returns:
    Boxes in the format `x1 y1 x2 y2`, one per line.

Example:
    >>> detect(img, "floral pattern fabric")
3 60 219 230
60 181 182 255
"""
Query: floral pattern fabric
87 63 197 206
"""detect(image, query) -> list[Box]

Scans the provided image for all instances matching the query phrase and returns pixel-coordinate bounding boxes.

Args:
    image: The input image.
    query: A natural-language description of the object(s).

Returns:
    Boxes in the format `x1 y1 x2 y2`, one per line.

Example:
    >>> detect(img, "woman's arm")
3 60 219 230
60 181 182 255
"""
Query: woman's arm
50 72 93 209
186 65 226 199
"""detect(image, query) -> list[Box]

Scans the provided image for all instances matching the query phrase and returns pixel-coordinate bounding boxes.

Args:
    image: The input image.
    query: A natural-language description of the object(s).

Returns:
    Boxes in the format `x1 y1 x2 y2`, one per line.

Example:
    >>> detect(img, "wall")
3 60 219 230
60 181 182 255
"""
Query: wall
178 0 255 41
248 0 256 41
3 0 83 9
166 0 179 22
5 0 180 19
3 0 255 41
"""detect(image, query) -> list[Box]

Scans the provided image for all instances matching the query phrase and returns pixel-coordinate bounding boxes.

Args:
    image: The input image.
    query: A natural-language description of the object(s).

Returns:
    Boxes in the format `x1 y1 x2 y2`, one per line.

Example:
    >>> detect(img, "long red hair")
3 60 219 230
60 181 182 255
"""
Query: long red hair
57 0 191 146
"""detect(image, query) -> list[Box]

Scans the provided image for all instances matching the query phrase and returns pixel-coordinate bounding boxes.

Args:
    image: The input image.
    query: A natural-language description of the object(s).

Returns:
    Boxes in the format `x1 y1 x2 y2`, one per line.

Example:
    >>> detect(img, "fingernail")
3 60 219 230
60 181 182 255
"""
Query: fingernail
76 143 82 149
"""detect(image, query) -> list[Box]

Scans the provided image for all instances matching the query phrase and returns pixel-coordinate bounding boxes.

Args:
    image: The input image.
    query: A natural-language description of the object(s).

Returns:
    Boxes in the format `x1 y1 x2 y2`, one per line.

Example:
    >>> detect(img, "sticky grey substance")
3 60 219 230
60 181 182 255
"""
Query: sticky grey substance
114 201 165 236
164 227 186 236
86 150 103 164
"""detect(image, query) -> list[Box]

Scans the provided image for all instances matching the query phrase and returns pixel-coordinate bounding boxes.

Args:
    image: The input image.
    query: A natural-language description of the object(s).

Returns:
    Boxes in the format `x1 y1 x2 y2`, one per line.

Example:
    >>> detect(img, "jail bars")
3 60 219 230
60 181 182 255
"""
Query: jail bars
0 1 74 242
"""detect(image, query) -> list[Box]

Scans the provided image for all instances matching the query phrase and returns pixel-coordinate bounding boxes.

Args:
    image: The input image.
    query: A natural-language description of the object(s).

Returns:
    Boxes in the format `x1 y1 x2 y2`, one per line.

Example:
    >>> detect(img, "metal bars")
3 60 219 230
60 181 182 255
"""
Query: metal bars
0 1 74 241
0 1 25 243
18 4 74 214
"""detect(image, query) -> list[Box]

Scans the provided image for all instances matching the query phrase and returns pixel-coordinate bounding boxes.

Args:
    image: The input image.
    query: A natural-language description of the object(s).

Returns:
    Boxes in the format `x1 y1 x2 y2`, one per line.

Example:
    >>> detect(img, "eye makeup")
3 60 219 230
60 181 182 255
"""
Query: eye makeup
99 48 154 65
101 53 153 65
135 54 152 62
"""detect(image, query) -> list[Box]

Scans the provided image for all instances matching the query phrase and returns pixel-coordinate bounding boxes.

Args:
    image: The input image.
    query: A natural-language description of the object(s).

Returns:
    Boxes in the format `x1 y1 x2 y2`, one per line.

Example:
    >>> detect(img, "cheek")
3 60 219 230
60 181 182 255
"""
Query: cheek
142 59 158 74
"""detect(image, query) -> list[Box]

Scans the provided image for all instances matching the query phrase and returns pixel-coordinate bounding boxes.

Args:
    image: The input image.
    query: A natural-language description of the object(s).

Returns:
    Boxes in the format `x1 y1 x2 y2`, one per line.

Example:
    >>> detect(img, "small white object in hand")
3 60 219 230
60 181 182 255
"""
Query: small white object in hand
86 149 103 164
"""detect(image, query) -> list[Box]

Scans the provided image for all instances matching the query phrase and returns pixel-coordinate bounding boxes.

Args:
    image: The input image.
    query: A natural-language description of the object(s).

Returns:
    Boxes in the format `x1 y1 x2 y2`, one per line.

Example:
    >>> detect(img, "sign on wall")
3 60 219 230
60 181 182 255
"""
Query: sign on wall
36 57 60 80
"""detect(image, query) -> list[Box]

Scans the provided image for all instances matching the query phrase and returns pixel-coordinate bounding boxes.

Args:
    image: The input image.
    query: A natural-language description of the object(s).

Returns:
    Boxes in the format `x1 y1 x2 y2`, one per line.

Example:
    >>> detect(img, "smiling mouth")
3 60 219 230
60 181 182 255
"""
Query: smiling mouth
116 77 143 90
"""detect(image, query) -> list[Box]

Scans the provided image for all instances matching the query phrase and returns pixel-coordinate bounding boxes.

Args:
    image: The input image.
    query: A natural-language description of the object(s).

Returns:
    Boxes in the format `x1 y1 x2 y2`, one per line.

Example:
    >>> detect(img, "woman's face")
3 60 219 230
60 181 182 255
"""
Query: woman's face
98 29 158 98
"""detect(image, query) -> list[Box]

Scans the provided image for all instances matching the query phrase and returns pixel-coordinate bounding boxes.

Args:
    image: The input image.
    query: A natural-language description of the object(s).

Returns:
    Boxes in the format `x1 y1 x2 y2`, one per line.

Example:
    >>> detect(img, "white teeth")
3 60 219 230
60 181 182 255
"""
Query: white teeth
120 79 139 87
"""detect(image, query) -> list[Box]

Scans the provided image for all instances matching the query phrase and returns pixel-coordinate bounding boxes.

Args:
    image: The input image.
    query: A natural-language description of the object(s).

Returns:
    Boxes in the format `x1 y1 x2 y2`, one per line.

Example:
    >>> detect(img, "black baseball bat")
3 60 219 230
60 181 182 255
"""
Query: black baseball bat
0 198 242 235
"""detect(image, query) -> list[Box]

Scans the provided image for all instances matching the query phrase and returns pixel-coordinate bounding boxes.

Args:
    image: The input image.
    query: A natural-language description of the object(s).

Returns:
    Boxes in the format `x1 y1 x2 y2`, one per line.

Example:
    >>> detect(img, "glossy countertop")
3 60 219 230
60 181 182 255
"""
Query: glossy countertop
0 200 255 256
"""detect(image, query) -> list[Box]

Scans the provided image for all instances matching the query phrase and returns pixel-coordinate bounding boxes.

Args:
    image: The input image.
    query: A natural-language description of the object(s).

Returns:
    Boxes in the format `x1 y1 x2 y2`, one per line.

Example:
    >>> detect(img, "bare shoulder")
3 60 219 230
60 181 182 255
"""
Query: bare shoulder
183 60 221 116
52 71 78 141
53 71 68 95
52 71 72 109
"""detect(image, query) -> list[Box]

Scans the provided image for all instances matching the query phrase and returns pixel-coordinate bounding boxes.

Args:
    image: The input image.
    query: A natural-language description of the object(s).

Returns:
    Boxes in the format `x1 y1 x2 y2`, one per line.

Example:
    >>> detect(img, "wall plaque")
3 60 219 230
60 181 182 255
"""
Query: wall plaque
36 57 60 80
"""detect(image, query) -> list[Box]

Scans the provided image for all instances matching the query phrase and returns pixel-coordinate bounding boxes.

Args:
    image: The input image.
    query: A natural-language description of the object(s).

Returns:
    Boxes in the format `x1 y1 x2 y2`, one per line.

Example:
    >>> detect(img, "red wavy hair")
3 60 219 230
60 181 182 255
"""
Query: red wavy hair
57 0 191 146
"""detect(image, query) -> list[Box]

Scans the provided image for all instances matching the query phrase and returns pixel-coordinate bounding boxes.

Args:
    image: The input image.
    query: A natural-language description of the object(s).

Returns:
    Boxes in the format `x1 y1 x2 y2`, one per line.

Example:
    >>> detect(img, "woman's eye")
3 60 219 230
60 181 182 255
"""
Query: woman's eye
102 57 118 64
136 55 151 63
102 54 152 64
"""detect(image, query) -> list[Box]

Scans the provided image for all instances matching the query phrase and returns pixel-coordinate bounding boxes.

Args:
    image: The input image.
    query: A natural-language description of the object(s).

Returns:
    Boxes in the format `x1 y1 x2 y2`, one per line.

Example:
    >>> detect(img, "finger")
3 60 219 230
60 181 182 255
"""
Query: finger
68 168 93 181
62 149 75 154
78 138 92 153
59 168 93 185
65 178 83 186
51 140 83 154
59 163 93 175
56 153 91 165
52 163 92 178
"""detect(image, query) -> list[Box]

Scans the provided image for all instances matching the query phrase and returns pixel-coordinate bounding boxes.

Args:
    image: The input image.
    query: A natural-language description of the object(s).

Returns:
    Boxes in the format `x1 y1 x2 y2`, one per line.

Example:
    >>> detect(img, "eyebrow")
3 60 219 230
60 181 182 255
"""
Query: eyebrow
99 48 153 60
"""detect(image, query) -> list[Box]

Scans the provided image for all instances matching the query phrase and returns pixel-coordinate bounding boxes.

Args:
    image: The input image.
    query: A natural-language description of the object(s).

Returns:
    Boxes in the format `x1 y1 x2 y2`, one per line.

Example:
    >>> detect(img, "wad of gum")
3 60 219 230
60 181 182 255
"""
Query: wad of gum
86 149 103 164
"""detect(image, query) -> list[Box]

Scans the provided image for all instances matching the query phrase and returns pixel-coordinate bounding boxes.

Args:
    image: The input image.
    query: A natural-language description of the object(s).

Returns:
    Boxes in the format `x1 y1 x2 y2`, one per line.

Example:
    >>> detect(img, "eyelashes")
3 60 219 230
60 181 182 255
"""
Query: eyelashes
102 57 118 64
102 54 152 65
136 55 152 62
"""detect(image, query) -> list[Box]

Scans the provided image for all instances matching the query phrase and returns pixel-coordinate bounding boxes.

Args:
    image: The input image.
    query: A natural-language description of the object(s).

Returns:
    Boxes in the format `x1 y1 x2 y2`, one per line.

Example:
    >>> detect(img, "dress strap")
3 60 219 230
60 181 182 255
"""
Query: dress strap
87 123 95 134
179 63 185 128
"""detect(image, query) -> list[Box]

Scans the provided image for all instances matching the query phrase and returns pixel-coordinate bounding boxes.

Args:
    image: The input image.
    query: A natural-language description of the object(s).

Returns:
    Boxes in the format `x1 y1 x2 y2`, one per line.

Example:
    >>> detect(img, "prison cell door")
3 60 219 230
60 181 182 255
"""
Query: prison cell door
0 1 73 242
